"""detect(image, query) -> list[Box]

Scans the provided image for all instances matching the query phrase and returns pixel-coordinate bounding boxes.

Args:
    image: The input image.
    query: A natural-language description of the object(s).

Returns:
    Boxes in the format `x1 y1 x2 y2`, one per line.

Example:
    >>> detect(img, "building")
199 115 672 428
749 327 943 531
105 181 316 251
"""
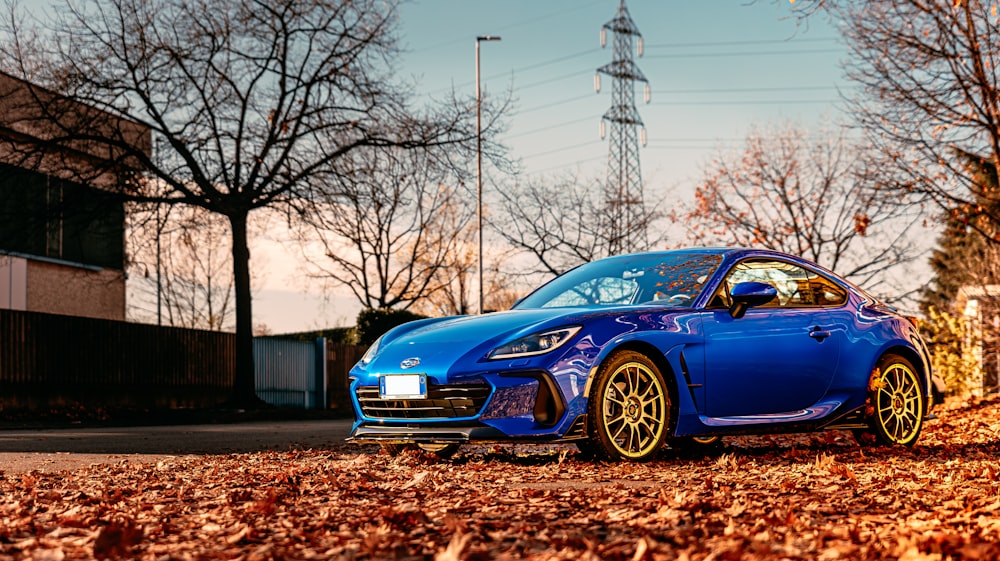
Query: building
0 71 150 320
958 284 1000 395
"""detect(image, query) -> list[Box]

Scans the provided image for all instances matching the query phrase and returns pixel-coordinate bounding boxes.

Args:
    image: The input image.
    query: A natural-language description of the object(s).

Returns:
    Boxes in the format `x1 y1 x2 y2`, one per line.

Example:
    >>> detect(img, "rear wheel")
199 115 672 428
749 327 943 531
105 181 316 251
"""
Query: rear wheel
855 354 924 446
585 350 671 461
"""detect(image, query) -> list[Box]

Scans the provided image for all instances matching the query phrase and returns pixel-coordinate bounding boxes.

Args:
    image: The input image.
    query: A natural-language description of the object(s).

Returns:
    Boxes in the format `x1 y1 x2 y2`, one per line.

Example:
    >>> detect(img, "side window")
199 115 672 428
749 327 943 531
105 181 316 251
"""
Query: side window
711 259 847 309
808 272 848 306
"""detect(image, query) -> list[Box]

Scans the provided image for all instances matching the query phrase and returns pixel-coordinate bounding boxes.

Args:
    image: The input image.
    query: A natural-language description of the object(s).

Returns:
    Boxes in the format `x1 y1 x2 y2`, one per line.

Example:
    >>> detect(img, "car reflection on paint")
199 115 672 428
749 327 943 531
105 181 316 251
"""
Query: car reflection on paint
348 248 940 461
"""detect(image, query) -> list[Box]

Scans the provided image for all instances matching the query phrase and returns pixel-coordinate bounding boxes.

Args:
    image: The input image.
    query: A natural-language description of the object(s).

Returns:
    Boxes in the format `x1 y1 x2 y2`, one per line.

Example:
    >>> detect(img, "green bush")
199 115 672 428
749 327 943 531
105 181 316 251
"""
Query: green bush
920 306 981 396
355 308 427 347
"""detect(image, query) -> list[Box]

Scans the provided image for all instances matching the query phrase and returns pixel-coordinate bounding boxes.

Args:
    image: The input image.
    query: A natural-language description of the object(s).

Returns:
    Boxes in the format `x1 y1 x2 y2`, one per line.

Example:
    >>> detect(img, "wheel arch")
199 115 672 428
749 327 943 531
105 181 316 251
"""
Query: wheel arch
585 340 682 432
876 344 932 415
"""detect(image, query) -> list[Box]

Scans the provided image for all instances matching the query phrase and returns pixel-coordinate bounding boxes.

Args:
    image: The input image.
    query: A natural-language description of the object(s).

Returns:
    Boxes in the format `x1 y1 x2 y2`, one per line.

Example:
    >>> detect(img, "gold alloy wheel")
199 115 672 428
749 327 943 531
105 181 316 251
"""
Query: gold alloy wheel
599 358 668 460
872 358 923 445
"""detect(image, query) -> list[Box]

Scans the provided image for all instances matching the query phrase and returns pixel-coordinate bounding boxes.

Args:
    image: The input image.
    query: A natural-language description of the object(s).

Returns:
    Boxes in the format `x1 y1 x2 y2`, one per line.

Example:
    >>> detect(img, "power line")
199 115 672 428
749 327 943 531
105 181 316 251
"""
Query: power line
531 157 602 175
644 36 840 49
647 137 806 144
508 116 594 139
645 48 842 60
654 85 848 95
408 0 606 55
516 67 594 91
513 86 848 116
520 140 601 160
509 99 842 140
431 46 846 96
514 48 600 74
483 47 843 89
650 99 840 106
516 94 595 115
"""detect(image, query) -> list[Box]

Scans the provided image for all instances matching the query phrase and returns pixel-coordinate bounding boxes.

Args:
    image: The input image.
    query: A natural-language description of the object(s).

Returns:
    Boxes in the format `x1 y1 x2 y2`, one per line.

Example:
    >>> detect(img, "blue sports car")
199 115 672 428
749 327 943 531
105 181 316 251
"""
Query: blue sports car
349 248 939 461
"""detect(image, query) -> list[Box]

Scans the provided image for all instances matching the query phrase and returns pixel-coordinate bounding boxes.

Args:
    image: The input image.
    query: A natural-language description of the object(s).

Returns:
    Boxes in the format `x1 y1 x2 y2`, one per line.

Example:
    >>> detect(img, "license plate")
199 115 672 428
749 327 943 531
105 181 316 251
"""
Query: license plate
379 373 427 399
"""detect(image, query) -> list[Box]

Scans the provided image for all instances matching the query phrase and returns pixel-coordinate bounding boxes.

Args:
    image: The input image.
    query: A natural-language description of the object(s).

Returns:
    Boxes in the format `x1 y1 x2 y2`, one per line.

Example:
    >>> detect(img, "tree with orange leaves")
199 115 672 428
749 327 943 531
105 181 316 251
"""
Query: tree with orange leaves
680 122 925 302
797 0 1000 245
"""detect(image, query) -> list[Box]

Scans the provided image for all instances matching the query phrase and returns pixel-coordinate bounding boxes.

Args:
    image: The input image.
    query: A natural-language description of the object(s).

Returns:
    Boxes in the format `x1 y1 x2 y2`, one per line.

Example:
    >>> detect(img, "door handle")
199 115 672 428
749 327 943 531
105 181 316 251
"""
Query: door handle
809 326 831 341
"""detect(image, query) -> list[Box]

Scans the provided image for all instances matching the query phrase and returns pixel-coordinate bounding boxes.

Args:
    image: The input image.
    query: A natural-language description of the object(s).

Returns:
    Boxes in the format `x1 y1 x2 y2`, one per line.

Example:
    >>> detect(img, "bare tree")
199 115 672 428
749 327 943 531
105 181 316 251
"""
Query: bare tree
406 202 476 316
494 173 666 278
0 0 484 406
127 202 248 331
803 1 1000 241
681 123 925 298
409 236 525 316
299 144 476 312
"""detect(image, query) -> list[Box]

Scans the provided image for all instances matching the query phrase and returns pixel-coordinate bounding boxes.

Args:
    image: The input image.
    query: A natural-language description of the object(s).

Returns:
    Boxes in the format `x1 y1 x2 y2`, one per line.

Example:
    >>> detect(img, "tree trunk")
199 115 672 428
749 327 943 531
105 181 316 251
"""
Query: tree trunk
229 211 263 408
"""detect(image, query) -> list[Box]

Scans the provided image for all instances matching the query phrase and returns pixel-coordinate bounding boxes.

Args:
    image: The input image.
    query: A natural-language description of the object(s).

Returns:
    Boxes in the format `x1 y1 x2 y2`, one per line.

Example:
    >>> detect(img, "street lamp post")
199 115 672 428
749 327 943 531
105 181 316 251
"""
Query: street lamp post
476 35 500 315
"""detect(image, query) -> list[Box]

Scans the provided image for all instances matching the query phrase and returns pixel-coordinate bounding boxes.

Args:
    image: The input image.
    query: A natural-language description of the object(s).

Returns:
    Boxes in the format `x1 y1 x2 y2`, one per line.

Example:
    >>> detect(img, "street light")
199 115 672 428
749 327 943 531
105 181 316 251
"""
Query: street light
476 35 500 315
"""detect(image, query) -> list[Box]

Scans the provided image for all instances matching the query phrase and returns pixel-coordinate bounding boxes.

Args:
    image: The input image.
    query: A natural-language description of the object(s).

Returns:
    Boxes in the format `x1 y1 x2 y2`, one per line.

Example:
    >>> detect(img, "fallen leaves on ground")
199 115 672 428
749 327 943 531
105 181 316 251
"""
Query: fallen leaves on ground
1 395 999 560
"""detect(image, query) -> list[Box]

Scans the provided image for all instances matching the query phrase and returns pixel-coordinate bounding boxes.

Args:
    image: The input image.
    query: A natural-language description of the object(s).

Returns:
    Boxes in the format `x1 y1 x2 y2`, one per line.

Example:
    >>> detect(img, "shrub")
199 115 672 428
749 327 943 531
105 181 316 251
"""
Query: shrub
355 308 427 347
920 306 981 396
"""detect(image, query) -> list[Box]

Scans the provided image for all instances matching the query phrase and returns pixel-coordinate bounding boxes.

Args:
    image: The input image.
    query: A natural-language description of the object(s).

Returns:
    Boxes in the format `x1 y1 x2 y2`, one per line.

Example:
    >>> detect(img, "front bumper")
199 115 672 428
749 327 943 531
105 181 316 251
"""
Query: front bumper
349 369 577 439
348 423 507 443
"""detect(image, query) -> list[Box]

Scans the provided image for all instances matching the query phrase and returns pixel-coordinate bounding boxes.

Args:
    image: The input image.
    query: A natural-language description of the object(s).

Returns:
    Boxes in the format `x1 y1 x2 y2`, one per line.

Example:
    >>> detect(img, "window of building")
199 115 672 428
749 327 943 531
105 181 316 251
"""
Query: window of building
0 163 124 270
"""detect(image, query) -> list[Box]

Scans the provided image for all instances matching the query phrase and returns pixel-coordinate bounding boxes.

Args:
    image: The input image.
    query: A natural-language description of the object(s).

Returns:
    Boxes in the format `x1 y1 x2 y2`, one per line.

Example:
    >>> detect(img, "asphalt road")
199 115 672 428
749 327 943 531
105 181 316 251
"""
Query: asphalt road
0 419 355 474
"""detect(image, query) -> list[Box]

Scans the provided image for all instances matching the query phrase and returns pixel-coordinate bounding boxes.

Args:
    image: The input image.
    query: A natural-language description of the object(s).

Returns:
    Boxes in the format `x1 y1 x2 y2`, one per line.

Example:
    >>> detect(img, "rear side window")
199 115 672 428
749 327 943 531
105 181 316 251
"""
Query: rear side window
710 259 848 308
806 272 848 306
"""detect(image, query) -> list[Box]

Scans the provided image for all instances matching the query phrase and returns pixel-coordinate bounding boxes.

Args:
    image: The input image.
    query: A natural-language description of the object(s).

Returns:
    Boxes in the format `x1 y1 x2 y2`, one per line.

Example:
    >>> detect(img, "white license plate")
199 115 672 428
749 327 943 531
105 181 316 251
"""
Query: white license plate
379 374 427 399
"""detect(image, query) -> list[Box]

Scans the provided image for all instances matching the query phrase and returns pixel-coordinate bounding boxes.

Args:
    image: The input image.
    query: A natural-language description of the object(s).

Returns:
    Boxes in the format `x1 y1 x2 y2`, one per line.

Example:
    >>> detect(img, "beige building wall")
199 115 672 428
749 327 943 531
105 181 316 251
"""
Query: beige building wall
24 259 125 321
0 255 28 310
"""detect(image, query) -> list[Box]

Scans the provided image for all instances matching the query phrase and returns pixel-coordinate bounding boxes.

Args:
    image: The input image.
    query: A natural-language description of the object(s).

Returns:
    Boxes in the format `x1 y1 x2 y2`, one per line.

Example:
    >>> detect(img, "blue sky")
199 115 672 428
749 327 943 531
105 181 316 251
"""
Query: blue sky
395 0 846 185
16 0 853 332
255 0 853 333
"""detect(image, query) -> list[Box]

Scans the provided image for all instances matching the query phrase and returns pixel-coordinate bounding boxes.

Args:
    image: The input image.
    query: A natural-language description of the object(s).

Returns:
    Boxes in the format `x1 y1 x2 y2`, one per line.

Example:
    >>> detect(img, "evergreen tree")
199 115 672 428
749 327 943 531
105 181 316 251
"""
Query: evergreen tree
921 149 1000 314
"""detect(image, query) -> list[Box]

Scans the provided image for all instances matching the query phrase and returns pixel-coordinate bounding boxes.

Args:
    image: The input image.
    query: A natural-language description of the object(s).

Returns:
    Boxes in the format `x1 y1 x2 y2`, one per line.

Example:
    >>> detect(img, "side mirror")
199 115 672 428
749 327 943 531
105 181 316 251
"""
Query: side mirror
728 281 777 319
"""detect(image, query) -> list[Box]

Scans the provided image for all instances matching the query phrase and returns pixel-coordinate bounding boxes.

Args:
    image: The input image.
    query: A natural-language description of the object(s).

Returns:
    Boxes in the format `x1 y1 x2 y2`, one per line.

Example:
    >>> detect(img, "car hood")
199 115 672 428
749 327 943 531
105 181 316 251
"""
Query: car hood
360 307 637 378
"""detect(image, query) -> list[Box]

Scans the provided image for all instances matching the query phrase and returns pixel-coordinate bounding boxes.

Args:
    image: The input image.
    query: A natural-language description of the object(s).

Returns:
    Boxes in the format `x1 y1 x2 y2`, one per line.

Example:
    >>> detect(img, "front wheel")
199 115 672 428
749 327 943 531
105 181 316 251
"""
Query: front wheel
856 354 924 446
585 350 671 461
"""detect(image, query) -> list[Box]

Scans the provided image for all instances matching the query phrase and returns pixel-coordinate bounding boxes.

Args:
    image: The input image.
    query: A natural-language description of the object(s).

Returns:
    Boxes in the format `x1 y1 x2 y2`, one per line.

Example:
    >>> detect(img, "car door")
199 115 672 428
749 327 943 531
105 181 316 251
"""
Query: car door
701 259 846 418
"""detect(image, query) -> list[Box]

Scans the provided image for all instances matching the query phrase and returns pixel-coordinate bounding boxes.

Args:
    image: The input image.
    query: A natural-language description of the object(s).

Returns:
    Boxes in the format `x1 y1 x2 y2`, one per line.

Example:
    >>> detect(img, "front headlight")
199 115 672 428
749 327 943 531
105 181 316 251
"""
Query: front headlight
487 326 582 360
358 334 384 367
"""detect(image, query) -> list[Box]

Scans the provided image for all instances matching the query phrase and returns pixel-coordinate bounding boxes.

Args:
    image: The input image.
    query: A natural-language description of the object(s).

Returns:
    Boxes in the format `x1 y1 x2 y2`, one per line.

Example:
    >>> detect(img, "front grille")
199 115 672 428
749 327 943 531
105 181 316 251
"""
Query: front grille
356 381 492 419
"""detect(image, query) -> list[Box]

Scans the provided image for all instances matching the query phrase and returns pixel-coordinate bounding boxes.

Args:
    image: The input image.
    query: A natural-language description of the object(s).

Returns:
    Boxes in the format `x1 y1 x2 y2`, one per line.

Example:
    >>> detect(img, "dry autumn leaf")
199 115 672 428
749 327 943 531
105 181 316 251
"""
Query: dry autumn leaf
0 394 999 559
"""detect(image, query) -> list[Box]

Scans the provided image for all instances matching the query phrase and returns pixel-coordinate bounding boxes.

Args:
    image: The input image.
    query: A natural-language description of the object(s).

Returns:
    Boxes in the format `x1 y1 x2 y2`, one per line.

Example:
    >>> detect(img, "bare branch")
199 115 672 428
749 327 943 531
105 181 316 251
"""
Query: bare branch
681 122 925 301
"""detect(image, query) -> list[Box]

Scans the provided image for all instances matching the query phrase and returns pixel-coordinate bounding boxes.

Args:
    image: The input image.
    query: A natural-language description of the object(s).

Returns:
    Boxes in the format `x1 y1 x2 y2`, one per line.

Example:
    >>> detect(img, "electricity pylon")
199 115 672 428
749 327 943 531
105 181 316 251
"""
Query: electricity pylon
595 0 650 256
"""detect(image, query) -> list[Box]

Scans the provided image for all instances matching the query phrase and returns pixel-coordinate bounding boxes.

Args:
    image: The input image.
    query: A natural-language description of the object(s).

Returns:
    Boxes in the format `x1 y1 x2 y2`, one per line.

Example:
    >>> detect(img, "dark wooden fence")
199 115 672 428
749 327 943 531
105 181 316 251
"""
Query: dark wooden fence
1 308 235 412
326 342 366 415
0 308 368 415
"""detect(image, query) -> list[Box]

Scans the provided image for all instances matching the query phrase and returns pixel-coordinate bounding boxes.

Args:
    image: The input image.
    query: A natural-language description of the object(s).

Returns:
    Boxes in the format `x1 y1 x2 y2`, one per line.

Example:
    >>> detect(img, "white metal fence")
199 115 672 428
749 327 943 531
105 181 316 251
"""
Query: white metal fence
253 337 327 409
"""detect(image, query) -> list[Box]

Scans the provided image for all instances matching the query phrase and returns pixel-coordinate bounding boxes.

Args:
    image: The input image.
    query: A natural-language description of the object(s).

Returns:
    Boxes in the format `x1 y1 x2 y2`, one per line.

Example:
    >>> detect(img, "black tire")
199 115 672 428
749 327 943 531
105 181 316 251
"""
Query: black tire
855 354 924 446
574 438 599 459
585 350 671 461
380 442 461 459
670 435 724 453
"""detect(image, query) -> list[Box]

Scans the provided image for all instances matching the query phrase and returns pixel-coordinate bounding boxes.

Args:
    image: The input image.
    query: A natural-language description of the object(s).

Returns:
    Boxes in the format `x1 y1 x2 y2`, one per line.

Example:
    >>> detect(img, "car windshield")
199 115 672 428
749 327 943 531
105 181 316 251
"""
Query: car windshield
514 252 725 309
